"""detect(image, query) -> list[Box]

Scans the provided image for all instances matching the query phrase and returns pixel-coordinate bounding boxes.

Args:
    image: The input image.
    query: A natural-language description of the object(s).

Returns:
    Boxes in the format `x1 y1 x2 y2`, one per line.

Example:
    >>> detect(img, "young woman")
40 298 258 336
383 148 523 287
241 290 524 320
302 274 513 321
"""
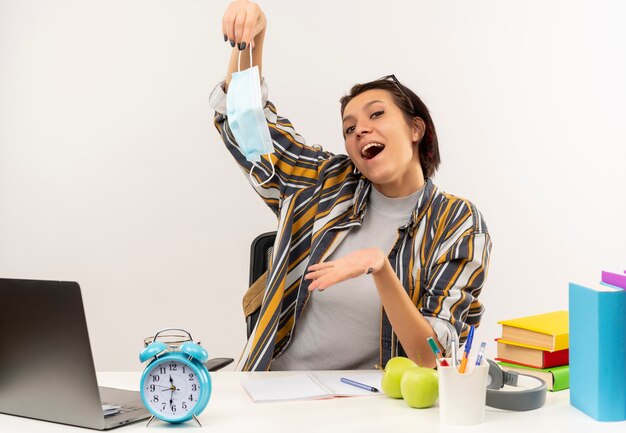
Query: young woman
211 1 492 371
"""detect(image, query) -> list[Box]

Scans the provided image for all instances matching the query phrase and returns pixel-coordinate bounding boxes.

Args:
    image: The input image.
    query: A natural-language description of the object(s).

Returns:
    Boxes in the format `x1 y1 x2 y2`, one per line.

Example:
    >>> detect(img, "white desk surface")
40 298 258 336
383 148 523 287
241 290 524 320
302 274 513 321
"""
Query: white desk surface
1 371 624 432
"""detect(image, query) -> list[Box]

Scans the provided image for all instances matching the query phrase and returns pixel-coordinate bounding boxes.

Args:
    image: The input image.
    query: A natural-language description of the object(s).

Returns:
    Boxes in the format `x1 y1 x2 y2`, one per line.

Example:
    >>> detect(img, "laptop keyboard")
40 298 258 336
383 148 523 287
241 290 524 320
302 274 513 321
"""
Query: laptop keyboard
119 405 143 414
102 403 143 416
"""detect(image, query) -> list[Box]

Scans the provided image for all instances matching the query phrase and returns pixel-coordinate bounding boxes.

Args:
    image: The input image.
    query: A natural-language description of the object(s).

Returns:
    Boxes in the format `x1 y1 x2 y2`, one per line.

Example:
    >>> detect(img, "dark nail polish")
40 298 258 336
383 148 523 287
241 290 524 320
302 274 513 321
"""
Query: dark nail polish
230 40 235 47
238 42 247 51
223 34 228 42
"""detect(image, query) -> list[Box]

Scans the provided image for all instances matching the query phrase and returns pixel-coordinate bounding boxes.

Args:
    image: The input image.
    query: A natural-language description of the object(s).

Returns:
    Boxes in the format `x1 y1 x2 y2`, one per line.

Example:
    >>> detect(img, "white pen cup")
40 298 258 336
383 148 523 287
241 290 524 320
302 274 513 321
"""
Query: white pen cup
437 356 489 425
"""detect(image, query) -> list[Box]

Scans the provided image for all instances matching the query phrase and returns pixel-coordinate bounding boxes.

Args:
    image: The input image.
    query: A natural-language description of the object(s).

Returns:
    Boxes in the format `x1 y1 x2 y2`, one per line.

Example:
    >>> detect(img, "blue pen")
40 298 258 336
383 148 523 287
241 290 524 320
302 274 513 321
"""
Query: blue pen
458 325 475 373
475 341 486 366
340 377 379 393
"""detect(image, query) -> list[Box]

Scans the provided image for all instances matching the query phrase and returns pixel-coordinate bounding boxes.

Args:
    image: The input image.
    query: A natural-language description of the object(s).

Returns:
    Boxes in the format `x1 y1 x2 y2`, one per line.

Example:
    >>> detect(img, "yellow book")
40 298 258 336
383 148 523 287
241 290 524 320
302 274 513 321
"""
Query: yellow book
497 310 569 351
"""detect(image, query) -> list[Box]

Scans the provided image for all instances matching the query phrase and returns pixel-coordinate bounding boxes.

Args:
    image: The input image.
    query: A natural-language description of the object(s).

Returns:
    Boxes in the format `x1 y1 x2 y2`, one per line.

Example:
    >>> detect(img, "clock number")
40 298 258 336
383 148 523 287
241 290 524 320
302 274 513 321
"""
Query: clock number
161 403 166 410
153 395 159 403
159 366 166 374
169 363 177 371
152 375 160 382
188 373 194 381
182 402 187 410
182 366 186 374
149 384 155 392
191 384 197 391
188 394 194 402
171 404 177 413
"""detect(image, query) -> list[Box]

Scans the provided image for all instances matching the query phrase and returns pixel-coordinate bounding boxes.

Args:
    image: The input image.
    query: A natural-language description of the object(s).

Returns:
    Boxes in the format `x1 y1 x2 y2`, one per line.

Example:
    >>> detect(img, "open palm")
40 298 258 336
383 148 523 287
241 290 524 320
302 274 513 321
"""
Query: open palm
305 248 386 291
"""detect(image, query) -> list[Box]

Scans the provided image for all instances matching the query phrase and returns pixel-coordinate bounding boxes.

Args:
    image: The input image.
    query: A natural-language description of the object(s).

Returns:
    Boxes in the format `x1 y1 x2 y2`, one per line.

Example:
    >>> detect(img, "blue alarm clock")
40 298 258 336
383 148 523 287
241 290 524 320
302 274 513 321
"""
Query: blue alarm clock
139 328 211 426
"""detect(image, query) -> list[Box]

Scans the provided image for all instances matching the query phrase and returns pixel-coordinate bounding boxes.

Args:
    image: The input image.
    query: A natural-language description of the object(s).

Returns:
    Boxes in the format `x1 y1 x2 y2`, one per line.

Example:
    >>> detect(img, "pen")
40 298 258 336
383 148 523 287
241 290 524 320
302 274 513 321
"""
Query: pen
340 377 379 393
426 337 449 367
450 334 459 367
475 341 486 366
458 325 475 374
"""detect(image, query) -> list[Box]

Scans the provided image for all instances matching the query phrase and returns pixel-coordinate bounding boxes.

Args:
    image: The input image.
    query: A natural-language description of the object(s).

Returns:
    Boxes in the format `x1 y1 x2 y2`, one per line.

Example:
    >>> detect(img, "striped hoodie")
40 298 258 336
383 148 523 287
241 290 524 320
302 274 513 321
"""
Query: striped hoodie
210 80 492 371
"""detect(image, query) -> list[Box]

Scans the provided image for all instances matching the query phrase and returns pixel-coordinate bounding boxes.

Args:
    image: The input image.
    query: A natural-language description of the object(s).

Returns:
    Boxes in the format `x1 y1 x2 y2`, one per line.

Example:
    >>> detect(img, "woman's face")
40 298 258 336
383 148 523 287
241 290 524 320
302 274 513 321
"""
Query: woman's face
342 89 425 198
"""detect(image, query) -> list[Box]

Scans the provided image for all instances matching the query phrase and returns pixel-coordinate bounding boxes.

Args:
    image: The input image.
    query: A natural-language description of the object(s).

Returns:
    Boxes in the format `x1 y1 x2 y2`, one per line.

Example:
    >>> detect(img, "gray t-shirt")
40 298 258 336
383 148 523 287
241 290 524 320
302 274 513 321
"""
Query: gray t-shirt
270 185 424 370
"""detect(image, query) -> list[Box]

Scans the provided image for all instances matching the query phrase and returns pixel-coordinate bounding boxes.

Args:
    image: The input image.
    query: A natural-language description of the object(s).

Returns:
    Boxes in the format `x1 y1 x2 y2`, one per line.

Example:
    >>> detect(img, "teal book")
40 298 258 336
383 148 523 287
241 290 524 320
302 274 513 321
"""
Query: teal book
569 282 626 422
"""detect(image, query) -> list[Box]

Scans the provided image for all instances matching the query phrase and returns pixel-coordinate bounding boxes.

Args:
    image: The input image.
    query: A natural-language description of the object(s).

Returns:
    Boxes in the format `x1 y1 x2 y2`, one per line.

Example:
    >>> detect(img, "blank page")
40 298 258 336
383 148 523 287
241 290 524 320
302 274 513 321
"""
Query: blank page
241 374 332 403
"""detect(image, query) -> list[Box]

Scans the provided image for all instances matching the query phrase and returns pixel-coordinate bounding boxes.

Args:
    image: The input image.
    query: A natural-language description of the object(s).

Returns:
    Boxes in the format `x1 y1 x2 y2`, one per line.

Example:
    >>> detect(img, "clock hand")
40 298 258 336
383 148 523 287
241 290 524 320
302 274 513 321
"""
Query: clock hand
167 376 175 407
168 374 181 391
169 374 180 391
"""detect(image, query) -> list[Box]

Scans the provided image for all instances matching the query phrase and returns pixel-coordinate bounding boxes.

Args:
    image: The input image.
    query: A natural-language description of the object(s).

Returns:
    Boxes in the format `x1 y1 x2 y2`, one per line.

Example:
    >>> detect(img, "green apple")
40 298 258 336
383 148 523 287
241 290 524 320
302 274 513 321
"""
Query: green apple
400 366 439 408
381 356 418 399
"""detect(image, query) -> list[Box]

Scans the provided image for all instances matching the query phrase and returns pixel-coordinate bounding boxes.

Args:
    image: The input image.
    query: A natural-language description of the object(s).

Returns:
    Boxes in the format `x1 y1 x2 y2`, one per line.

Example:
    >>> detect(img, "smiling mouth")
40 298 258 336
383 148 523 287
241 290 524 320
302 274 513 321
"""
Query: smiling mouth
361 142 385 160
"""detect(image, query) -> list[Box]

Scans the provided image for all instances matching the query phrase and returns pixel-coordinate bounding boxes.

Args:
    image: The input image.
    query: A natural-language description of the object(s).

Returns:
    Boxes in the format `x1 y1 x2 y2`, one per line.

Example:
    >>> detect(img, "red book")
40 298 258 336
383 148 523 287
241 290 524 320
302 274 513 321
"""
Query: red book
495 339 569 369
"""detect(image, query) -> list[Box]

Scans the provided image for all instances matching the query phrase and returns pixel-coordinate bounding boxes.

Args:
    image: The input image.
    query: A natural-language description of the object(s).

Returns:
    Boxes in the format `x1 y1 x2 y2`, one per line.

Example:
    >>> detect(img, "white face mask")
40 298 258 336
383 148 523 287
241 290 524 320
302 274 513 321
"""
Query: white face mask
226 47 275 187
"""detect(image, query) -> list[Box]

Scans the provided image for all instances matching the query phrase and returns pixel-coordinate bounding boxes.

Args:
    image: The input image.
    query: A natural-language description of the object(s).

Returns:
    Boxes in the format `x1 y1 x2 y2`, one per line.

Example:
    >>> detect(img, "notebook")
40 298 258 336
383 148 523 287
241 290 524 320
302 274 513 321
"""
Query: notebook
241 371 384 403
0 278 150 430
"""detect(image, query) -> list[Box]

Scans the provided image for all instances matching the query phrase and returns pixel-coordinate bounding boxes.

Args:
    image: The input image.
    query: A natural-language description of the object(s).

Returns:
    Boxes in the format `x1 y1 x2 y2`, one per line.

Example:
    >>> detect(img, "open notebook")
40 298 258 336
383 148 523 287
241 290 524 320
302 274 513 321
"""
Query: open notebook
241 371 384 403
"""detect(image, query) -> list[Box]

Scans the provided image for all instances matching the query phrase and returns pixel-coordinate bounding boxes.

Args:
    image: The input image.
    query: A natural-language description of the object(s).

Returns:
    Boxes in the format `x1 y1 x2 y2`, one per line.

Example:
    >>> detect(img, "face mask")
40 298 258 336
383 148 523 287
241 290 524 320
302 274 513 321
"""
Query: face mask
226 47 275 186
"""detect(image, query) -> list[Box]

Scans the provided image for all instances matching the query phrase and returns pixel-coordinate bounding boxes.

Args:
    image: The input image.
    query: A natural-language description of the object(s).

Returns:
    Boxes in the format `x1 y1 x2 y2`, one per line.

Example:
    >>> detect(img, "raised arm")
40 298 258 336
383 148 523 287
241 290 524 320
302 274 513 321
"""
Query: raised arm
222 0 266 91
213 1 334 216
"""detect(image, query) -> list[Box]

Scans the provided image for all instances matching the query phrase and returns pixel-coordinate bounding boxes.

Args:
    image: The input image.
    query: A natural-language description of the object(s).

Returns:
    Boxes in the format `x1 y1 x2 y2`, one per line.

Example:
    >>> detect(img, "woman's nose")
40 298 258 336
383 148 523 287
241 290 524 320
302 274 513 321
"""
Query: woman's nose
356 122 372 137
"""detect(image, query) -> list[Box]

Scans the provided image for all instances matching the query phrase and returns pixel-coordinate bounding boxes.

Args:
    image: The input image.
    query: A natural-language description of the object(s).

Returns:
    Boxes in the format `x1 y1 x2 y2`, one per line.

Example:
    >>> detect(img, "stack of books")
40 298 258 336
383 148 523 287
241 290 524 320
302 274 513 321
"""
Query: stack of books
495 310 569 392
569 270 626 421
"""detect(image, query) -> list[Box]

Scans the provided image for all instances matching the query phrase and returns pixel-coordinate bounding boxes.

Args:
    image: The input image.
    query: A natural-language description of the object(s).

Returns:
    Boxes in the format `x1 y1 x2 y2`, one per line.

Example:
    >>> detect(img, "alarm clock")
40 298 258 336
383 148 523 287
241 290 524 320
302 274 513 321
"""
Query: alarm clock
139 328 211 426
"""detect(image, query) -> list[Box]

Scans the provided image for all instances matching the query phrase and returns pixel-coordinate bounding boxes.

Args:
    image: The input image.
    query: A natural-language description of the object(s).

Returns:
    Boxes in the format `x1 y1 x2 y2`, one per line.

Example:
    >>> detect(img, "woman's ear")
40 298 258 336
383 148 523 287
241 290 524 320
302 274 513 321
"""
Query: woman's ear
412 117 426 143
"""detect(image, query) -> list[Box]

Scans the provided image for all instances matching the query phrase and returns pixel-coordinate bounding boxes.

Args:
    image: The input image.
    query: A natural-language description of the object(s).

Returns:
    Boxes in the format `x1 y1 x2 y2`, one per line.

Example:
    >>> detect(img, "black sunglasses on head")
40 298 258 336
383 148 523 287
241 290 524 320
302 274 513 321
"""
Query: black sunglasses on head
376 74 415 113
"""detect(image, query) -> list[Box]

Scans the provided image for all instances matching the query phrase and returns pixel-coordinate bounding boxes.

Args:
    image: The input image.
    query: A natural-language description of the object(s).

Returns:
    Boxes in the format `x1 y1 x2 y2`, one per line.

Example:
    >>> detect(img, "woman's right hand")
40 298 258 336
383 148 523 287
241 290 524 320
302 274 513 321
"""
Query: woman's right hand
222 1 267 50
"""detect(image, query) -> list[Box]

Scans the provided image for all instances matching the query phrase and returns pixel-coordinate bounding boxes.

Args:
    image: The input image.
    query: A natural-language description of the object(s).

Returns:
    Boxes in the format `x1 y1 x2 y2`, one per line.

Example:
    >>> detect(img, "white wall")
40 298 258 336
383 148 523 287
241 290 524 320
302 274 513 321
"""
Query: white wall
1 0 625 371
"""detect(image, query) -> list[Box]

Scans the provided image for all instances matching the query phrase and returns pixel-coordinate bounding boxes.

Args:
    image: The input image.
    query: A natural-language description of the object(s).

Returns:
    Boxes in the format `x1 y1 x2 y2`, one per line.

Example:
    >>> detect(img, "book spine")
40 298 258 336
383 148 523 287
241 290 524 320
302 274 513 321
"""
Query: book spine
552 332 569 352
601 271 626 290
550 367 570 392
542 349 569 369
569 283 626 421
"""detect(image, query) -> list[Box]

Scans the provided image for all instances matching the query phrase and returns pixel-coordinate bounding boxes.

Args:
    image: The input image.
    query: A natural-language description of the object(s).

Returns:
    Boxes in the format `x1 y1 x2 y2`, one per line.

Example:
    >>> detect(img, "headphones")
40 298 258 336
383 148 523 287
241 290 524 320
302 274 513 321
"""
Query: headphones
485 359 547 411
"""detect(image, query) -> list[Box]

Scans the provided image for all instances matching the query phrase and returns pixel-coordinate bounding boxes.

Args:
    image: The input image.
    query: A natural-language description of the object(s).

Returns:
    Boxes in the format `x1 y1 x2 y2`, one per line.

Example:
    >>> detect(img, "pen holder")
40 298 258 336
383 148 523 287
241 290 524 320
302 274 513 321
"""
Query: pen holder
437 357 489 425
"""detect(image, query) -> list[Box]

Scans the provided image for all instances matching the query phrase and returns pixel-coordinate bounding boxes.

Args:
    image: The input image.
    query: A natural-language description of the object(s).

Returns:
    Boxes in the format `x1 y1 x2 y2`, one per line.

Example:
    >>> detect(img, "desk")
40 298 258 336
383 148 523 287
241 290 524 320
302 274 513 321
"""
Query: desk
0 371 624 432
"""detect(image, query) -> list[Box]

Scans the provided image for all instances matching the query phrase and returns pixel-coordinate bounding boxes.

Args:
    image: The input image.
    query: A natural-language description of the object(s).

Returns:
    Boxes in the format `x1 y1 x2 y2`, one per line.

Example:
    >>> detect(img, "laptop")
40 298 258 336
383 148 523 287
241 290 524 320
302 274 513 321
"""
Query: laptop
0 278 150 430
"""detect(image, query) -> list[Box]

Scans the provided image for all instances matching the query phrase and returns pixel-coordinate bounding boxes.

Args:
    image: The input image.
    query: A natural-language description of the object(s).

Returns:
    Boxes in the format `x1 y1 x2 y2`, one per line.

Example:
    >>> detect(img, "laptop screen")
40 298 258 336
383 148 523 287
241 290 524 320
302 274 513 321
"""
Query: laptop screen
0 278 107 428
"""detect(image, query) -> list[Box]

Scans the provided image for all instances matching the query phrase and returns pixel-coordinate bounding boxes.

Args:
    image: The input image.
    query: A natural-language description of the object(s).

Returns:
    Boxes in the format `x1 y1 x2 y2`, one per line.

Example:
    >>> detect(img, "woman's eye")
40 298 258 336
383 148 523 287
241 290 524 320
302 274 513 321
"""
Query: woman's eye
371 110 384 118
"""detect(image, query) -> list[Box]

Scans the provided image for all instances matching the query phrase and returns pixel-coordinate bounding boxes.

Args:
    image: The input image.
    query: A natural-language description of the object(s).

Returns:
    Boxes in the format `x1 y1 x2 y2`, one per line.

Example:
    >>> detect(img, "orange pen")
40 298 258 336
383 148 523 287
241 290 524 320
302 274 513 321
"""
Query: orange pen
458 325 475 374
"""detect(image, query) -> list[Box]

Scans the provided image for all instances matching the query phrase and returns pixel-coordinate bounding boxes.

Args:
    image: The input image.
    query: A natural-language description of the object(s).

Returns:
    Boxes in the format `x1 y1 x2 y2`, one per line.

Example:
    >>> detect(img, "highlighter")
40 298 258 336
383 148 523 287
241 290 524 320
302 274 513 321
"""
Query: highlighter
426 337 449 367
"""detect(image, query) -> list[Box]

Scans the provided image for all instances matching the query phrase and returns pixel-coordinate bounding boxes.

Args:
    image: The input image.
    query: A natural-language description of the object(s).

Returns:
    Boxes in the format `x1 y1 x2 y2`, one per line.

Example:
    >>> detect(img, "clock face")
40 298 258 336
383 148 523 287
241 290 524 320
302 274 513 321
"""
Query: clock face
142 359 202 420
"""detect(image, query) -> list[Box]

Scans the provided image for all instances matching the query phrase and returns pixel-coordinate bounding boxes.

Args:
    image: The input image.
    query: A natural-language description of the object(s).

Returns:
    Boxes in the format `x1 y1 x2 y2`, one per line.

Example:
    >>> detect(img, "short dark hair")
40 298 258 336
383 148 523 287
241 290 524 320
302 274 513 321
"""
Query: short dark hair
339 77 440 178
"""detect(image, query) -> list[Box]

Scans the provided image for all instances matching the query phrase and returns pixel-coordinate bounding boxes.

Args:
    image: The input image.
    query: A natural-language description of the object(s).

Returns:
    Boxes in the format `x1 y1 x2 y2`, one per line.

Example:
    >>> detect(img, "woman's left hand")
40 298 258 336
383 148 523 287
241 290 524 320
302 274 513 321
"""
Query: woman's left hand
305 248 387 291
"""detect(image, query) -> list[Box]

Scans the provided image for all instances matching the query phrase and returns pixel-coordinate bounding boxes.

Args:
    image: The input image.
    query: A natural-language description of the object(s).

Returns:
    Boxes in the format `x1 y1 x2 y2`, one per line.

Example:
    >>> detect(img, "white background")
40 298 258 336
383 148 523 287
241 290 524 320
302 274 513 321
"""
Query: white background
1 0 624 371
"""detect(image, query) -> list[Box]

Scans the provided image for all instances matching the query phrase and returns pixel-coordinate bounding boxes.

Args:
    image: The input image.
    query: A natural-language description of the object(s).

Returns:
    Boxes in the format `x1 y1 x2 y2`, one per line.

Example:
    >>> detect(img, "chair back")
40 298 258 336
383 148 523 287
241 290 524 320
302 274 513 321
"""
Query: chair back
247 231 276 338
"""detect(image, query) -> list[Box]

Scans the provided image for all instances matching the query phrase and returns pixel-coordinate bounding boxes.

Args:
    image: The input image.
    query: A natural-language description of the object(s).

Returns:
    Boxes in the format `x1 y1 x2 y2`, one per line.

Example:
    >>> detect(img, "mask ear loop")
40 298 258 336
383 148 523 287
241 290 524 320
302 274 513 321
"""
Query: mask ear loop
249 157 276 187
237 41 275 187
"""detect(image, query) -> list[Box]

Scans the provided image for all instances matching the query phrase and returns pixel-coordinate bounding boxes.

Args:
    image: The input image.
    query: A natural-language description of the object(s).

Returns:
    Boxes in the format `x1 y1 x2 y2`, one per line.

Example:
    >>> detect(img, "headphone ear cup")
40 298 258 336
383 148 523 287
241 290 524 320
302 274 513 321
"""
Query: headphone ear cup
486 359 504 390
